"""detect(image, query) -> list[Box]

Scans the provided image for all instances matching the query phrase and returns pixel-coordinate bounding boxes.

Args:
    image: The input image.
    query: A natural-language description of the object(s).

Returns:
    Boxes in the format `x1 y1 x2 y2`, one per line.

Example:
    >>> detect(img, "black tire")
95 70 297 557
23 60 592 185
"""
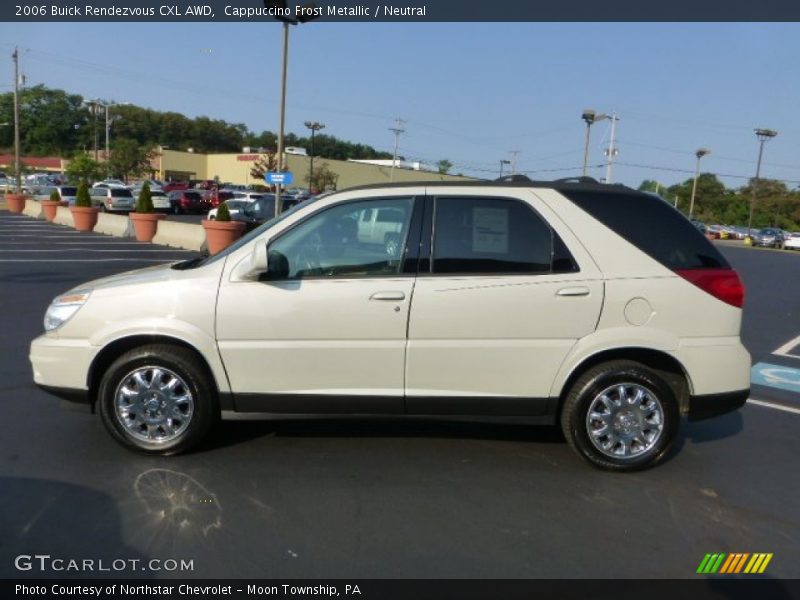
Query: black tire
560 360 680 471
98 344 219 455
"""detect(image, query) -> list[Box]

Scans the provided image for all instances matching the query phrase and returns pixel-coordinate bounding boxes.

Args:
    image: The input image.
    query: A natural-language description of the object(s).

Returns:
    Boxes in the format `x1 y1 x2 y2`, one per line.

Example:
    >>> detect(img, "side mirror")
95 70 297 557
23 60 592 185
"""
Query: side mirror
233 240 269 281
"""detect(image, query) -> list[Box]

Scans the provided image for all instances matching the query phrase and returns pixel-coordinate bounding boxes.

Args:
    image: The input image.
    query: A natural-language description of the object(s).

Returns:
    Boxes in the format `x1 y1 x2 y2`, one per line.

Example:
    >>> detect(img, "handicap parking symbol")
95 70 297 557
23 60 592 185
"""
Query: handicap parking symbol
751 362 800 394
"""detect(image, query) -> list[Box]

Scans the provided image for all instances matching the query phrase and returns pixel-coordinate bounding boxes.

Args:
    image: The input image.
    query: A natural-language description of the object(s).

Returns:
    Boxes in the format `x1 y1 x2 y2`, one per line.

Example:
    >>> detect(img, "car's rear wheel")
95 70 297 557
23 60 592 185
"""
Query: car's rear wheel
560 360 680 471
98 344 219 455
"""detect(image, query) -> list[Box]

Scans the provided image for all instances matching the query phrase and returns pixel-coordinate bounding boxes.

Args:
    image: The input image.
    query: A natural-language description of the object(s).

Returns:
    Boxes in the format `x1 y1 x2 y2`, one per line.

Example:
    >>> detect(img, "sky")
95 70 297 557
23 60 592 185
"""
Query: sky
0 22 799 190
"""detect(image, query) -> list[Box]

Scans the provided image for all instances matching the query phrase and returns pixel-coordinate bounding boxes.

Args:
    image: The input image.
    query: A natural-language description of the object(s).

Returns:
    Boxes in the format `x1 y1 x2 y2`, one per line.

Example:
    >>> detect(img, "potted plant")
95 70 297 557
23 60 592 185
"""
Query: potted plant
69 180 100 232
5 184 27 213
129 181 166 242
41 189 65 222
202 202 245 255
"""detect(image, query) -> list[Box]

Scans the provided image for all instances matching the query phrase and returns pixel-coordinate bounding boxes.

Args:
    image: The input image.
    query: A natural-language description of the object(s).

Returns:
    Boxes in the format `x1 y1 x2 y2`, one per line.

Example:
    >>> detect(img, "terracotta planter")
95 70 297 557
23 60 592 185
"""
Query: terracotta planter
41 200 63 222
130 212 167 242
5 193 27 214
70 206 100 232
203 219 246 255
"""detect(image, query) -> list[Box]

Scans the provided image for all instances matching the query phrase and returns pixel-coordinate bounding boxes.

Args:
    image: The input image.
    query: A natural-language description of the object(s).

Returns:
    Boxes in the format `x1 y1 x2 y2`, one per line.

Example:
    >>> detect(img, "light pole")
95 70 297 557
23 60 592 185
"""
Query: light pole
389 117 406 182
604 113 619 183
103 101 130 178
304 120 324 192
747 128 778 238
12 46 22 193
266 0 319 217
499 159 510 177
688 148 710 219
581 109 611 178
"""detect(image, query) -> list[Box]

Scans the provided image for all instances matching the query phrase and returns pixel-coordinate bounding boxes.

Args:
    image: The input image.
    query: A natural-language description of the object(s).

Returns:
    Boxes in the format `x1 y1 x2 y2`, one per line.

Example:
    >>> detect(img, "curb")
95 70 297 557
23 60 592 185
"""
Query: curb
152 219 208 252
22 199 44 219
95 212 134 237
53 206 75 227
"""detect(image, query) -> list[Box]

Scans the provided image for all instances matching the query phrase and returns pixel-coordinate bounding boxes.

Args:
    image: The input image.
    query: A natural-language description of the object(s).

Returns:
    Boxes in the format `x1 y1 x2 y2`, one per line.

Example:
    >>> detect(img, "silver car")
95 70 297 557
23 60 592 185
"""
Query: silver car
90 187 135 213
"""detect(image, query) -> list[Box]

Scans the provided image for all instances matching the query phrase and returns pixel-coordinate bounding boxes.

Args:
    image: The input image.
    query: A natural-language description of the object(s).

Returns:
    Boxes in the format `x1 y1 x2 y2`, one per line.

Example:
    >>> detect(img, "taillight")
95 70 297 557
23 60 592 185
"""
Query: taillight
675 268 745 308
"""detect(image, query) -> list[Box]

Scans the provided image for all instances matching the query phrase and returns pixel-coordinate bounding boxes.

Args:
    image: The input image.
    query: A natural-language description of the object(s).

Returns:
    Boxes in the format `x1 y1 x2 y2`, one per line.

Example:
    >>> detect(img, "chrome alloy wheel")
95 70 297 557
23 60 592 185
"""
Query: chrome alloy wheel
585 383 665 459
114 366 194 443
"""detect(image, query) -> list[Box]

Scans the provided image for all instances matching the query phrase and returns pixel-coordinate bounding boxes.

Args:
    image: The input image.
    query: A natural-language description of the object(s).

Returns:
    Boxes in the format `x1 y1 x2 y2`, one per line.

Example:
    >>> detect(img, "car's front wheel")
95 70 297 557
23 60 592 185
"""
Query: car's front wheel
560 360 680 471
98 344 219 455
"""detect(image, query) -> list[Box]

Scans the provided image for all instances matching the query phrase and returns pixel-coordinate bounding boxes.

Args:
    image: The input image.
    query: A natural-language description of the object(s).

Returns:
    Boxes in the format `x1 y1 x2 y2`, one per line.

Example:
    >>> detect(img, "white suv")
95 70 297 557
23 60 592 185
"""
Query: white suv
29 178 750 470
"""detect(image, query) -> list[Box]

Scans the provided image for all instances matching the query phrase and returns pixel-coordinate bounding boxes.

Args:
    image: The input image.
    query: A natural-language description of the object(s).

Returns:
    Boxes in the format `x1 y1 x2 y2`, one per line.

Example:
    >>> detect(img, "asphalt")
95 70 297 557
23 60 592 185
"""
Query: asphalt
1 213 798 580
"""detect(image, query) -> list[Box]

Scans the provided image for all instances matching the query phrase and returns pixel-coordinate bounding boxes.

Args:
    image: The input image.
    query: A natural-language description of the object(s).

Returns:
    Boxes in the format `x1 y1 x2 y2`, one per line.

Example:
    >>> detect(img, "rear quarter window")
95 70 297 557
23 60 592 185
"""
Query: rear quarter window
563 189 729 270
111 189 133 198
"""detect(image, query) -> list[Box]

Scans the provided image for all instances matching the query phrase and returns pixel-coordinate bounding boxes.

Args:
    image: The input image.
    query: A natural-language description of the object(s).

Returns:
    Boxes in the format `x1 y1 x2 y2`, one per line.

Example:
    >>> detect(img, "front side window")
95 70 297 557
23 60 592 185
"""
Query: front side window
268 197 414 279
432 197 557 275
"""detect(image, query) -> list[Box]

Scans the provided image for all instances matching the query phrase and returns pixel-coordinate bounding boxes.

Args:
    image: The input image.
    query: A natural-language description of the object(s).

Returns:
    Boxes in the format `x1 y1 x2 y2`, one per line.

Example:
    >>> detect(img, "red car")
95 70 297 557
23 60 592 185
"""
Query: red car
162 181 189 193
207 189 235 208
167 190 211 214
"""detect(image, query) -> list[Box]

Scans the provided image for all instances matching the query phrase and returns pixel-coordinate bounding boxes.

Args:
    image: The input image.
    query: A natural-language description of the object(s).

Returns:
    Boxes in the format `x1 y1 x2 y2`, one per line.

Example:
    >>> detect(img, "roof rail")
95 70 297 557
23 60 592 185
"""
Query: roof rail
494 174 533 183
554 176 600 184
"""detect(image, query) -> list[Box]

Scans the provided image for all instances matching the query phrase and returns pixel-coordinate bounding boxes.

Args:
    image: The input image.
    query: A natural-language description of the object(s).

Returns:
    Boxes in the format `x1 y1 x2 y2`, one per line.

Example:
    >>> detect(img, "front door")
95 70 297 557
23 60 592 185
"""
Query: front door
216 195 420 413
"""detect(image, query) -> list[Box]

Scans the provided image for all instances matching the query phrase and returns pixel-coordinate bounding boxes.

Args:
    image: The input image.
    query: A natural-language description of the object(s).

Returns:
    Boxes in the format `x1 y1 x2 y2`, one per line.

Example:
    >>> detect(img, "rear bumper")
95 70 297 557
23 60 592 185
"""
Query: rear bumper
688 389 749 421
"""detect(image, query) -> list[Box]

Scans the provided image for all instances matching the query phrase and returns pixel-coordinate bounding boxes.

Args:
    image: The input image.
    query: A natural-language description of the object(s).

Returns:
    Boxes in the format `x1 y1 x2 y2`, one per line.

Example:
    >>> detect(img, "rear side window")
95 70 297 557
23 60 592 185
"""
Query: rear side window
60 187 77 196
432 197 577 275
563 190 729 270
111 189 133 198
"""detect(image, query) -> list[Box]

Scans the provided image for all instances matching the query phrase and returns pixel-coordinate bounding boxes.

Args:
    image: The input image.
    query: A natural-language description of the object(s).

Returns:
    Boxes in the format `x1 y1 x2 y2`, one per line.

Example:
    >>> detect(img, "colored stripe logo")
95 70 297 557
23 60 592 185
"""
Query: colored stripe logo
697 553 773 574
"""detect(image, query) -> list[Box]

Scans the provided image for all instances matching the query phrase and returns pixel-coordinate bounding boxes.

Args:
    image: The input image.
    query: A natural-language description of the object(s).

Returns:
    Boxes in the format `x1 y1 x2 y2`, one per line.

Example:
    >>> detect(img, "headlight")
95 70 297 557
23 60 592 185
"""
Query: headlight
44 289 92 331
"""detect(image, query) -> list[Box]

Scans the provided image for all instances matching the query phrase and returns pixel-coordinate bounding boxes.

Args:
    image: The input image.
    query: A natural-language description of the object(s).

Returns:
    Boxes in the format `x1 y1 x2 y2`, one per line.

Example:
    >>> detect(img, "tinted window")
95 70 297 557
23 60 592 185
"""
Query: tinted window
432 197 555 274
185 191 202 200
60 187 77 196
563 190 729 270
111 189 133 198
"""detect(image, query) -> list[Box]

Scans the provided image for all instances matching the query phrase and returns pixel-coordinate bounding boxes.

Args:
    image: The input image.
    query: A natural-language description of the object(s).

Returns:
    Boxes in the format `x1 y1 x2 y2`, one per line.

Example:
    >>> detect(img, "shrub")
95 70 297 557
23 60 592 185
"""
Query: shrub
136 181 154 213
75 180 92 207
215 202 231 222
49 189 61 202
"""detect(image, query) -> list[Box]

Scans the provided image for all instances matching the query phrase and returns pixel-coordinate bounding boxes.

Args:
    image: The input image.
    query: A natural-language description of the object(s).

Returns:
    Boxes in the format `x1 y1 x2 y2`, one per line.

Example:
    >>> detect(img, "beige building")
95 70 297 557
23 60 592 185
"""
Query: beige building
152 148 474 189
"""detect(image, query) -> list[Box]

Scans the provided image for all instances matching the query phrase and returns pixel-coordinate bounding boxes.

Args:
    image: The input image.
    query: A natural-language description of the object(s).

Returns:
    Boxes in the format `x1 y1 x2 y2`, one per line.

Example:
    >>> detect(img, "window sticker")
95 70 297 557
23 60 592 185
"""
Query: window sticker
472 207 509 254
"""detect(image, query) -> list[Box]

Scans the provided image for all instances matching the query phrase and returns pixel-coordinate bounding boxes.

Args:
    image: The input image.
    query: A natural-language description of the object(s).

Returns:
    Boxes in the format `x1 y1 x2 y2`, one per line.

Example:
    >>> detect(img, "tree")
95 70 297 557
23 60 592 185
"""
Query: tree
249 152 282 185
437 159 453 174
306 162 339 192
135 181 154 213
108 139 156 182
74 180 91 207
66 154 103 184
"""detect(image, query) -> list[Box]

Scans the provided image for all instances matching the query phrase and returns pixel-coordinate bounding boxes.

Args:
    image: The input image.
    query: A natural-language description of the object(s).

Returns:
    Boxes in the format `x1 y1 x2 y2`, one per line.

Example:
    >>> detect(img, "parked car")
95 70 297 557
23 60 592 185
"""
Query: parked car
34 185 79 206
89 187 135 212
31 177 750 470
92 179 128 190
168 190 210 214
237 195 299 225
690 219 706 234
149 190 171 213
783 232 800 250
752 228 785 248
163 181 189 193
131 180 164 193
207 199 249 220
207 189 235 209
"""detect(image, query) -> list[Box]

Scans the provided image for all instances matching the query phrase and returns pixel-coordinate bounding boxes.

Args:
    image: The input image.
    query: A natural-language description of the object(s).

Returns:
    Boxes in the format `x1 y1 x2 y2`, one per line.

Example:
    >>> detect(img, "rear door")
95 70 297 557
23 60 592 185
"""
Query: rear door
405 190 604 415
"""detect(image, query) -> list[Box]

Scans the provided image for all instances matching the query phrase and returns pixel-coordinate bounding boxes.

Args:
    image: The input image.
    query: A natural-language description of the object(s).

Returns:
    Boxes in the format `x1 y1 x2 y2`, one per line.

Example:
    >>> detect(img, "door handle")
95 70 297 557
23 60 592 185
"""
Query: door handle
370 291 406 301
556 287 590 297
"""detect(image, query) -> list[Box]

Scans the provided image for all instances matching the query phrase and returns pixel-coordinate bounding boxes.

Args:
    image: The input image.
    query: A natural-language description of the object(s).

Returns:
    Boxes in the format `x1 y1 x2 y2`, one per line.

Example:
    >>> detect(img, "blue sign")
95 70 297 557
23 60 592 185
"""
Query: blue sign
265 171 293 185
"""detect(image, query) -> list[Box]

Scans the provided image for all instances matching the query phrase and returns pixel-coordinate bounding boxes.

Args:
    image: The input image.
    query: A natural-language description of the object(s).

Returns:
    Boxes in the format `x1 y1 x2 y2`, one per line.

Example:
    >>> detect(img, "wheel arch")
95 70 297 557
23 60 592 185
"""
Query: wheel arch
87 335 225 411
554 347 692 420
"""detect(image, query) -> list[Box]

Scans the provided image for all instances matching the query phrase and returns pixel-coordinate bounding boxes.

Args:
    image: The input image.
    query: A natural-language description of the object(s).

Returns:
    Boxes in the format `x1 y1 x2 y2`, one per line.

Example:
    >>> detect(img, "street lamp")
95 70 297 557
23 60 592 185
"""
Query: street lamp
747 128 778 238
688 148 710 219
581 109 611 177
102 101 130 177
265 0 319 217
499 159 511 177
304 120 325 192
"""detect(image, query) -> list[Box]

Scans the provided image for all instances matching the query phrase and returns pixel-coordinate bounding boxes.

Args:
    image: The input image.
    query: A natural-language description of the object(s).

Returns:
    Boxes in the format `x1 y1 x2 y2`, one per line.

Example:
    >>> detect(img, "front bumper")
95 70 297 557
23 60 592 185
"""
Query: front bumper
688 389 749 421
30 334 95 393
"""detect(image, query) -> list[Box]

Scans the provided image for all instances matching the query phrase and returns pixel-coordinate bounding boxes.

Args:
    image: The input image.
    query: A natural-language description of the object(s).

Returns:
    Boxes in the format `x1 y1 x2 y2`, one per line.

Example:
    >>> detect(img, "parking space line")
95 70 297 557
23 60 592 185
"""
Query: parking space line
773 334 800 359
748 398 800 416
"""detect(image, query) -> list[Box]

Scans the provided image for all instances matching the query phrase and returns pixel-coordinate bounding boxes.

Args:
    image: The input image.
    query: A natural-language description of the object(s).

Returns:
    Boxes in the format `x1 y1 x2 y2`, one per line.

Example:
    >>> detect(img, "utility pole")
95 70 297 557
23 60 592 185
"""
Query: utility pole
389 118 406 182
509 150 520 175
274 21 290 218
604 113 619 183
499 159 510 177
12 47 21 193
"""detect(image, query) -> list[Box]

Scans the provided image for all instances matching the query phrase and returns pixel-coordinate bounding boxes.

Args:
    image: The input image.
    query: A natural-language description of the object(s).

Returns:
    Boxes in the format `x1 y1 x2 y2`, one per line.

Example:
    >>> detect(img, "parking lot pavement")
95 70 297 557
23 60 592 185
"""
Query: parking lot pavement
1 213 799 579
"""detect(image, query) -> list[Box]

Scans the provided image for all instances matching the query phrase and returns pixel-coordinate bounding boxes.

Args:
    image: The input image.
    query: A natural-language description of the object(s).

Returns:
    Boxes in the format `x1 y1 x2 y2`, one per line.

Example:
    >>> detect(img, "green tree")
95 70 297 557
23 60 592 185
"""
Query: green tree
66 154 103 184
306 162 339 192
437 159 453 174
109 139 156 182
215 202 231 222
74 180 91 207
135 181 154 213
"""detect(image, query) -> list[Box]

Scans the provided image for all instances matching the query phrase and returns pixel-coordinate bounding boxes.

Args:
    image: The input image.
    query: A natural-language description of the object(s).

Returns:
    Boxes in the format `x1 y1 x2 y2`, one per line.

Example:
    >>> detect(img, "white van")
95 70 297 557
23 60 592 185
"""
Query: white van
30 178 751 470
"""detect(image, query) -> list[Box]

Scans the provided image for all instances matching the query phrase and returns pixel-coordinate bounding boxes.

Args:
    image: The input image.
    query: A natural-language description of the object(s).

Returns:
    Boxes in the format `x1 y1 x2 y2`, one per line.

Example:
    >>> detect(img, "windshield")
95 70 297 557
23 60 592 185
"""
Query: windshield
177 196 322 269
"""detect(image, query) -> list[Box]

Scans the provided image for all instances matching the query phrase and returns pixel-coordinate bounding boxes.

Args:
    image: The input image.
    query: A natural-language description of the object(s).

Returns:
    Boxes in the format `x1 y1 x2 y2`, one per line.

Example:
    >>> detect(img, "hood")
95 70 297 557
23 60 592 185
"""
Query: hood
73 261 184 292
